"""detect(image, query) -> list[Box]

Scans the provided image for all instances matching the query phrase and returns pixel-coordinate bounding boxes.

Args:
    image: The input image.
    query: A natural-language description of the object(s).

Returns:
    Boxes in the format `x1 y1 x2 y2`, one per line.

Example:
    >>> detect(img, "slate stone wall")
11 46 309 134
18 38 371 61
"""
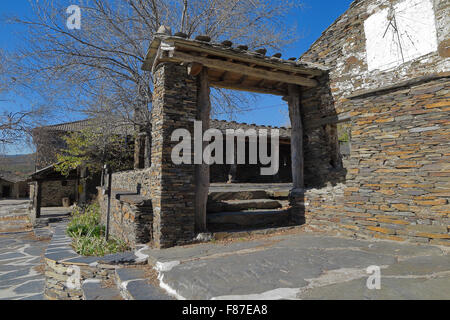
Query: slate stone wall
293 0 450 245
150 63 197 248
41 180 77 207
98 190 153 246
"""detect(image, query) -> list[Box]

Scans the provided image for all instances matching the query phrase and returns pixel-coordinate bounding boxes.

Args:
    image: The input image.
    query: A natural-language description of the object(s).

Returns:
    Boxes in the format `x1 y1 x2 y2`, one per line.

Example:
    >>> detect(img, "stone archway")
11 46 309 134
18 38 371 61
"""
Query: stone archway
142 26 326 248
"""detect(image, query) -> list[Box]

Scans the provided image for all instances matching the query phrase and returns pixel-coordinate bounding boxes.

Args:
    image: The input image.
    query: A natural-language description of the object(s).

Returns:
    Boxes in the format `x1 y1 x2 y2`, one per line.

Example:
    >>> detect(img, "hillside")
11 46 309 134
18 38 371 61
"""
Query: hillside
0 154 36 178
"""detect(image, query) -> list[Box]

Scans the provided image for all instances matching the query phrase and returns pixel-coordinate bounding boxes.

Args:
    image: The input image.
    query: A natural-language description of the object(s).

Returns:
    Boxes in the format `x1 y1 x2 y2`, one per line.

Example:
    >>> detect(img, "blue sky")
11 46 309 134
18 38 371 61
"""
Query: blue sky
0 0 354 154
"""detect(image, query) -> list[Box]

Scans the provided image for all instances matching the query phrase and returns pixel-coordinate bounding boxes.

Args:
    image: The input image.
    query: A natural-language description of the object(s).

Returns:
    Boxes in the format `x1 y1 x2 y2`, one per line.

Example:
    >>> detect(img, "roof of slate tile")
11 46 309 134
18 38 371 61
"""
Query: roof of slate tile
143 32 329 77
0 171 28 183
37 118 291 139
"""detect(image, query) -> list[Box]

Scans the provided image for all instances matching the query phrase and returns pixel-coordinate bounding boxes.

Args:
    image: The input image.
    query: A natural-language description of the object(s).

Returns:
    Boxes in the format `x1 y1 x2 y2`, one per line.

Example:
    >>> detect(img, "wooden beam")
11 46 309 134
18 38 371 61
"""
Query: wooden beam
172 40 324 76
219 71 228 82
188 62 203 76
195 68 211 233
210 80 287 96
288 84 304 189
170 51 318 87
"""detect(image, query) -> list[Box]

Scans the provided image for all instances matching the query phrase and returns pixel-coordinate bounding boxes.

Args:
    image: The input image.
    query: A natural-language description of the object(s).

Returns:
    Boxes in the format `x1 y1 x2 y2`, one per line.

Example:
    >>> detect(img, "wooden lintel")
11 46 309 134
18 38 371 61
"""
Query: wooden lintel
219 71 228 82
238 75 247 84
211 81 287 96
170 51 318 87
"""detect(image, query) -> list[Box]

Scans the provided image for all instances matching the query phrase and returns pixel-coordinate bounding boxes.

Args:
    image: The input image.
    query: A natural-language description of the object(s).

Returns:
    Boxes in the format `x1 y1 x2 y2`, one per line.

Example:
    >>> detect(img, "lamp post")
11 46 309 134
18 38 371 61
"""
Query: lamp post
104 164 112 242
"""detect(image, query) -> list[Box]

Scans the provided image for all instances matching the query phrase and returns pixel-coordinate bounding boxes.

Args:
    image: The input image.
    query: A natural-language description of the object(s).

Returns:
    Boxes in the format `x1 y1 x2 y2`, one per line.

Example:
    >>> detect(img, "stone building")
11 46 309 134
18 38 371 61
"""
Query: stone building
71 0 449 248
30 120 114 213
0 173 29 199
296 0 449 245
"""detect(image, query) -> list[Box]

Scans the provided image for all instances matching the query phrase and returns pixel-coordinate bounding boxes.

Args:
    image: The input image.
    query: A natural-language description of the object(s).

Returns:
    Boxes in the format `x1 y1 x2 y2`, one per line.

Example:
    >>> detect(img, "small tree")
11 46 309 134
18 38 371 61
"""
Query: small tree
55 128 134 177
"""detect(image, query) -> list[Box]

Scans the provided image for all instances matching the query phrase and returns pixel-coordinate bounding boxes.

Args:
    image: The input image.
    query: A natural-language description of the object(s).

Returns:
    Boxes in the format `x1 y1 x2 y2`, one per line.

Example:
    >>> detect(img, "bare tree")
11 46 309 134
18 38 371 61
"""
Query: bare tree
0 50 8 96
0 111 33 145
7 0 301 122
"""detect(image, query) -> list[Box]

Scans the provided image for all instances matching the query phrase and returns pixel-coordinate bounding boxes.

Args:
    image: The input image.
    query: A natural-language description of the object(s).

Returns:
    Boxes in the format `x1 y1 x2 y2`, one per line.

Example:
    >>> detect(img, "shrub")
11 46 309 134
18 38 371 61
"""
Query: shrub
66 203 129 256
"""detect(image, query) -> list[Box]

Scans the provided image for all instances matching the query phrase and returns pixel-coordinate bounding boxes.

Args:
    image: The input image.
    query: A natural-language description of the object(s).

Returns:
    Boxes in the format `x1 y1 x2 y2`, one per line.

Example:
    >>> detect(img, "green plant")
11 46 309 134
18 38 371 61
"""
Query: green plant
66 203 129 256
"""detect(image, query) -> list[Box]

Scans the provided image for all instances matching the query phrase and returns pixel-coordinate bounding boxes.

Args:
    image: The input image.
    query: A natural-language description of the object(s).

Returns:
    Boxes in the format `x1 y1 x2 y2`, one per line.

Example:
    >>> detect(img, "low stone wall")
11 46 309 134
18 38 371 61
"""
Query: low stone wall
44 222 149 300
111 169 152 197
290 184 450 246
98 189 153 246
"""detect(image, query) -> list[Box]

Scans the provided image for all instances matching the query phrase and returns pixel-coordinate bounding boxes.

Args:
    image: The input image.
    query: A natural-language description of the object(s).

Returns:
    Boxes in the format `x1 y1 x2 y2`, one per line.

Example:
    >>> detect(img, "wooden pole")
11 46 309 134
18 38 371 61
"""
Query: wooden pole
287 84 304 189
34 180 42 219
105 165 112 242
195 67 210 232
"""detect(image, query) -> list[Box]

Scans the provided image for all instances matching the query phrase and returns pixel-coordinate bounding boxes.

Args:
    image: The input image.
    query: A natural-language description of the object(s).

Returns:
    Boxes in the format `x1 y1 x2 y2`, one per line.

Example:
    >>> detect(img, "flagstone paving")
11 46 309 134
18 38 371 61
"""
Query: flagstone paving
145 233 450 300
0 200 50 300
1 199 449 300
0 231 49 300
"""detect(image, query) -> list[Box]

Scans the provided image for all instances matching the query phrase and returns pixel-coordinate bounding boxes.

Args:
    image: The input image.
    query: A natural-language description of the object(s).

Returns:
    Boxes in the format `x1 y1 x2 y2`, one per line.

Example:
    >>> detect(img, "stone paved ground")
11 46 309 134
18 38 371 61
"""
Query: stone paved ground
0 200 50 300
146 232 450 300
0 231 49 300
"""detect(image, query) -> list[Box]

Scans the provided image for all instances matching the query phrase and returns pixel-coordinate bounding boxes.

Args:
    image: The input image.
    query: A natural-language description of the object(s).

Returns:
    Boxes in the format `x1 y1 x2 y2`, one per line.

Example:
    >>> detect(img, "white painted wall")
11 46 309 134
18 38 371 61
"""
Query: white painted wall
364 0 438 72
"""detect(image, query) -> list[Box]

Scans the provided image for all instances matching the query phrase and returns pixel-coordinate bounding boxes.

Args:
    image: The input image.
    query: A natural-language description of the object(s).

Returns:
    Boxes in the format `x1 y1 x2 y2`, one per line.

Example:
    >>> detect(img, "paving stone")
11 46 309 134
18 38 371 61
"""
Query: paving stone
299 276 450 300
125 280 172 300
14 280 45 295
20 293 45 300
82 281 122 300
383 255 450 276
152 233 449 300
116 268 146 282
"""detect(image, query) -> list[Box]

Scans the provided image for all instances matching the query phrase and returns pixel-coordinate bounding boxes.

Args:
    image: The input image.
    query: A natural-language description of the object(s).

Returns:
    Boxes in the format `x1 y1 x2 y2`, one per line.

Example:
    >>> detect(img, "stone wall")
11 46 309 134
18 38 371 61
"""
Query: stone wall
150 63 198 248
98 189 153 246
33 129 66 170
111 169 152 196
293 0 450 245
43 223 147 300
41 180 77 207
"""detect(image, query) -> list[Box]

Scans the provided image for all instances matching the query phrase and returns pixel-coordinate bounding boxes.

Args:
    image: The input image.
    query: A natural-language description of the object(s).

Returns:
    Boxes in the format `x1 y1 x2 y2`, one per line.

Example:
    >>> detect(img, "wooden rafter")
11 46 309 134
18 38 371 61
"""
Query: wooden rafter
210 80 287 96
166 51 318 87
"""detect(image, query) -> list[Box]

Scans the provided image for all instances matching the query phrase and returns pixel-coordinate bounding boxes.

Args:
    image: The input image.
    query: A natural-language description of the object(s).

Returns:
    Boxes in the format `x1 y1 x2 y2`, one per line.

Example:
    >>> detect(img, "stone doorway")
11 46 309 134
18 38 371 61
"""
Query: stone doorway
138 26 328 248
2 185 11 198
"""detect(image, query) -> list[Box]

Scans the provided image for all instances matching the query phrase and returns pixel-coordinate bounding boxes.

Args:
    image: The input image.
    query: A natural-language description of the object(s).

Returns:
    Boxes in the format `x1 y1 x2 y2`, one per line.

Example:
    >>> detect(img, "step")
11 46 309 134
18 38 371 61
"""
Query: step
115 268 172 300
0 219 32 233
0 214 29 222
266 189 290 199
209 190 268 201
207 209 290 228
208 199 282 213
0 226 33 233
82 280 123 300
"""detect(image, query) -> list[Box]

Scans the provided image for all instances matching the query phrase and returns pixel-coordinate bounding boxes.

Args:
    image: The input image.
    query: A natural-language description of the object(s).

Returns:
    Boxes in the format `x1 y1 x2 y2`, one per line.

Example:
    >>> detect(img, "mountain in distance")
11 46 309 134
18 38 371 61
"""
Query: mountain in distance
0 154 36 179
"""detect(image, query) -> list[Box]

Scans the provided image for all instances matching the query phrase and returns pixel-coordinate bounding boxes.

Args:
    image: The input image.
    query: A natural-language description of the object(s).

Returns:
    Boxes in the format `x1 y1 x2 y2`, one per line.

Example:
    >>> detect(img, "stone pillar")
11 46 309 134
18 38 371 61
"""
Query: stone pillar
150 63 197 248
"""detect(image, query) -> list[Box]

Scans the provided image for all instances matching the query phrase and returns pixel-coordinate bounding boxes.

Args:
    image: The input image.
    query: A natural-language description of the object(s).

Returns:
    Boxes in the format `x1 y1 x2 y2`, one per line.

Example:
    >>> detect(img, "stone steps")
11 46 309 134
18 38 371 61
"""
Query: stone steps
207 186 292 230
82 280 123 300
207 209 290 229
209 190 268 201
0 217 32 233
207 199 284 213
115 268 172 300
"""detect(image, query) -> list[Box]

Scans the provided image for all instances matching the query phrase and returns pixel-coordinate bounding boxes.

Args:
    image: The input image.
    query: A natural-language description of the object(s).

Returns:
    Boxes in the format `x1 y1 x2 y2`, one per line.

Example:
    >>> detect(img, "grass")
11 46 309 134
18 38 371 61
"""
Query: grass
67 203 129 257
